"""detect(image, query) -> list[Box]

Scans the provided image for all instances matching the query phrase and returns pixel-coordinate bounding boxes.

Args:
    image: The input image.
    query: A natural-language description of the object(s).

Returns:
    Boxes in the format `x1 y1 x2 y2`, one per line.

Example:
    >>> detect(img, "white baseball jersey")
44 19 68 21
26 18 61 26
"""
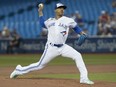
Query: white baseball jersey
44 16 77 44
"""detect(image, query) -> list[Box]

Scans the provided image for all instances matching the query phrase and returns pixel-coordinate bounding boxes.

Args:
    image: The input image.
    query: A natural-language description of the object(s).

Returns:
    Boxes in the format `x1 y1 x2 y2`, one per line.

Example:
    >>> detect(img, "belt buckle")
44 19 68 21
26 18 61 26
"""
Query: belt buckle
50 43 54 46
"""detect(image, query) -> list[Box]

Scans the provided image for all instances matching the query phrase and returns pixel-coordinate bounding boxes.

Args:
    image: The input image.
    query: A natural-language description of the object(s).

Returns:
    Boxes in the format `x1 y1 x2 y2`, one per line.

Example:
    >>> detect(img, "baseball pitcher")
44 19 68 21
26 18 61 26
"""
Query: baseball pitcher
10 3 94 85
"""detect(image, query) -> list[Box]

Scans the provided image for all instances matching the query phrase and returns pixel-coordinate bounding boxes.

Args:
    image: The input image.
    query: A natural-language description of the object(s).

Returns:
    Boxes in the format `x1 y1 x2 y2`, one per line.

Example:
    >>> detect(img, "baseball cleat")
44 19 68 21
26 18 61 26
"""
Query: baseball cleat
10 65 22 79
80 79 94 84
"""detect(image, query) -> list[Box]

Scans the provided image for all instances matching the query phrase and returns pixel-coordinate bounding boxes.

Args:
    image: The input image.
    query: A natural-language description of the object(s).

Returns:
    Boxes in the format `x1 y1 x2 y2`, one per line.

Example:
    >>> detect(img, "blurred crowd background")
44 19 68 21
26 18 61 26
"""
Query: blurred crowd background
0 0 116 39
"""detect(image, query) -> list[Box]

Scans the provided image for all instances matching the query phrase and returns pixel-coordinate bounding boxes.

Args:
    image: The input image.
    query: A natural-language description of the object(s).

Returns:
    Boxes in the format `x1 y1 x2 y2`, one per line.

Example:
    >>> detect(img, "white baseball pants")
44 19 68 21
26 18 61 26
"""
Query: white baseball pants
16 43 89 80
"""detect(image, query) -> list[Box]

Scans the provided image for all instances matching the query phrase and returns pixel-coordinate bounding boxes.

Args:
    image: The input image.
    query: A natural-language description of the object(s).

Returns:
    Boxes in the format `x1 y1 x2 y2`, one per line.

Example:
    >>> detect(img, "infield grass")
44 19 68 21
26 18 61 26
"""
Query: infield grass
0 53 116 66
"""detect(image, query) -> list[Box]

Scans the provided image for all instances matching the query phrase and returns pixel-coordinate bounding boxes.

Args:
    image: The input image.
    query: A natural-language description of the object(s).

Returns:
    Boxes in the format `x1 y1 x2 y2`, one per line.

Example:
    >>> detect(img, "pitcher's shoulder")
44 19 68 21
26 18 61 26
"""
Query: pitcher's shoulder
62 16 74 21
47 18 55 21
45 17 55 23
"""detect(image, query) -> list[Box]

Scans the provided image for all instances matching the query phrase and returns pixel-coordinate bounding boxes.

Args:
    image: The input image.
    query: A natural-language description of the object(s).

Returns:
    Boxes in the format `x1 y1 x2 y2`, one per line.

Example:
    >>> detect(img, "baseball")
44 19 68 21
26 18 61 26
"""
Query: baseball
2 30 6 36
38 3 43 7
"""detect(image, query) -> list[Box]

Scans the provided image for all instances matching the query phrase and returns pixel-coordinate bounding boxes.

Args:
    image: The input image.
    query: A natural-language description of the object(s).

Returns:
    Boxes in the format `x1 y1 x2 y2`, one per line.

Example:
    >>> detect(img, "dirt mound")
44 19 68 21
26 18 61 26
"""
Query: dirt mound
0 77 116 87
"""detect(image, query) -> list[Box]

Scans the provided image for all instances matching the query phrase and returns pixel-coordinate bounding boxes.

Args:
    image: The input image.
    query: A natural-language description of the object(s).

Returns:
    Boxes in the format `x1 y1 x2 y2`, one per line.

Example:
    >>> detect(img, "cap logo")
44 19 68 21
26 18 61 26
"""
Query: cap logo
57 3 64 8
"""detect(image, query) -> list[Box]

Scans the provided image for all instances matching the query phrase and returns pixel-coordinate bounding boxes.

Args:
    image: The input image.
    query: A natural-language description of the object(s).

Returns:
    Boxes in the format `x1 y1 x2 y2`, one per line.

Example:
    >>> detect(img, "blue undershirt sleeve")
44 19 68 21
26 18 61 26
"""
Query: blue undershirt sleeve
73 26 82 34
39 16 46 28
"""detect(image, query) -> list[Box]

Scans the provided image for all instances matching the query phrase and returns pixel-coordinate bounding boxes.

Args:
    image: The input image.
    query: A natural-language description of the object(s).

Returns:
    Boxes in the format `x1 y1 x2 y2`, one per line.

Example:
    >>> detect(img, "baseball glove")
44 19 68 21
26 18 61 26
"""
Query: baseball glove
77 34 87 46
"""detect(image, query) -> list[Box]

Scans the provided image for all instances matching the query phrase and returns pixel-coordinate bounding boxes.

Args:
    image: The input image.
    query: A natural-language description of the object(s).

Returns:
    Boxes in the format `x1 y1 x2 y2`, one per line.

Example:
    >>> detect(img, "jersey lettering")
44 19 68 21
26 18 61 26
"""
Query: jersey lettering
58 23 68 29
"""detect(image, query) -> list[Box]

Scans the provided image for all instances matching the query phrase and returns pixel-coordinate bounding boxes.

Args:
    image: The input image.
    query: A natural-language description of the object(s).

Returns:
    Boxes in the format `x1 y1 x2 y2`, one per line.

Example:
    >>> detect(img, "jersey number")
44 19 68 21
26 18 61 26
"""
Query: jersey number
60 31 67 36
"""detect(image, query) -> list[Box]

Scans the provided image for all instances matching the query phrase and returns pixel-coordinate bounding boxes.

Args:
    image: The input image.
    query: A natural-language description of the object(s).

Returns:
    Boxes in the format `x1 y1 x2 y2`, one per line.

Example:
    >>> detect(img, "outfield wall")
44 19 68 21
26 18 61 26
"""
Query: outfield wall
0 37 116 54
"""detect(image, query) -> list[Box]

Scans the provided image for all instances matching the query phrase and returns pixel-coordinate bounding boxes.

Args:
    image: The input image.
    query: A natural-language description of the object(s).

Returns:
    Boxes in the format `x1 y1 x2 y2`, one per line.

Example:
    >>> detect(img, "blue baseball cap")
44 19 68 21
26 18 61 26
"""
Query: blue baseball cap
55 3 67 9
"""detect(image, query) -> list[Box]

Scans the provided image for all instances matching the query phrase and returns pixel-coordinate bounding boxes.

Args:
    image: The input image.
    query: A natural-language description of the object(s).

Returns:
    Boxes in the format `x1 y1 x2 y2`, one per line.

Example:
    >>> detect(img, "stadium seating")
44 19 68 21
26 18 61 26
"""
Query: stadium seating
0 0 115 38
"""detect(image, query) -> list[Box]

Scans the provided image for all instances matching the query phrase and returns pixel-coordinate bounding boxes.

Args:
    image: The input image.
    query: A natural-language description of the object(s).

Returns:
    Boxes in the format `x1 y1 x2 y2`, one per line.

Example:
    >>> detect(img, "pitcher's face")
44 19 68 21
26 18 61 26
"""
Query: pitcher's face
55 7 64 16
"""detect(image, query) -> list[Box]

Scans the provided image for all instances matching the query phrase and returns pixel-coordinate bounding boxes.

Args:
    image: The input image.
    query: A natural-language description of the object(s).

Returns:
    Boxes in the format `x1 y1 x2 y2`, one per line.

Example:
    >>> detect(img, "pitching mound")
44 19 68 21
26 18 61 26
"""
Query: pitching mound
0 65 116 87
0 77 116 87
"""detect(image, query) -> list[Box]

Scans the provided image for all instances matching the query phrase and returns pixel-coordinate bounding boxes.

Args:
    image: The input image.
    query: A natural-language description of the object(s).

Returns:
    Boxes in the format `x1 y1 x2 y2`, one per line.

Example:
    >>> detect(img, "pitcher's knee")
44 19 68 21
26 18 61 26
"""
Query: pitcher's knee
36 64 46 70
73 52 82 60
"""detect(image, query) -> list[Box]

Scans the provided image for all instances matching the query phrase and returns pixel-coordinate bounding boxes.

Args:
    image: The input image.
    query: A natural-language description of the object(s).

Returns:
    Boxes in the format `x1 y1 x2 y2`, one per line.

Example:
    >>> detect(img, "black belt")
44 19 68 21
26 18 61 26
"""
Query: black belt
50 43 63 47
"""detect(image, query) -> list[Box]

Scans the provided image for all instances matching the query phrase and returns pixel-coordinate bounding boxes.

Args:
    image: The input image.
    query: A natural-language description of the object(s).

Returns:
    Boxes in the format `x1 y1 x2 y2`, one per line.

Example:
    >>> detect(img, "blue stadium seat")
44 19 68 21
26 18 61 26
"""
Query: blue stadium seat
0 0 115 38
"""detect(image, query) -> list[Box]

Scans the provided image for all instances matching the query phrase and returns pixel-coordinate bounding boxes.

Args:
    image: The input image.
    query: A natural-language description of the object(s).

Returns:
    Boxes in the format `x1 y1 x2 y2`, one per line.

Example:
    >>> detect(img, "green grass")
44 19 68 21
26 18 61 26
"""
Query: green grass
83 54 116 65
0 54 40 66
0 54 116 66
90 73 116 82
